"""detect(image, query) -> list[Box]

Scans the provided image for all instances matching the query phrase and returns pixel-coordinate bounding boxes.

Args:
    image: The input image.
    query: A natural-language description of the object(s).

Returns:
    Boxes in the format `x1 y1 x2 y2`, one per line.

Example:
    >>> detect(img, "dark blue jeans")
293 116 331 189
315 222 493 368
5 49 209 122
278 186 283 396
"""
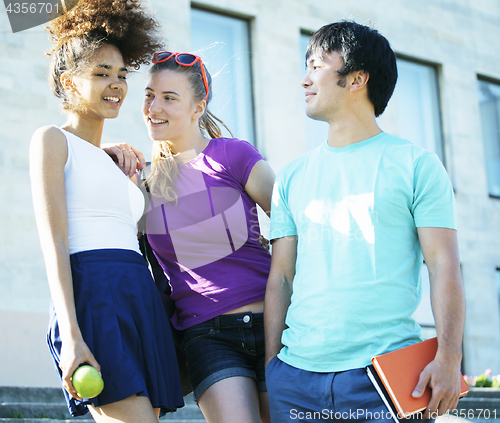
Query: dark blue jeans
181 312 266 402
266 357 435 423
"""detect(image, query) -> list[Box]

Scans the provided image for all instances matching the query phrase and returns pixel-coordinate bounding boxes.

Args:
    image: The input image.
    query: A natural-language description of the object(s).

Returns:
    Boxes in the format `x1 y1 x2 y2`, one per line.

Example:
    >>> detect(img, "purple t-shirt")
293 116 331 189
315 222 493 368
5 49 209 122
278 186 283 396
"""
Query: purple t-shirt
146 138 271 330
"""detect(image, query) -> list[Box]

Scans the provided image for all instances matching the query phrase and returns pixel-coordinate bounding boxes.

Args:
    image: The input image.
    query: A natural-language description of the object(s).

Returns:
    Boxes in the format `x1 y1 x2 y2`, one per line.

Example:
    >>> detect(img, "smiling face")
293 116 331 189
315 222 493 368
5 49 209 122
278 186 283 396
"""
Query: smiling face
142 69 204 143
301 51 348 122
66 43 128 120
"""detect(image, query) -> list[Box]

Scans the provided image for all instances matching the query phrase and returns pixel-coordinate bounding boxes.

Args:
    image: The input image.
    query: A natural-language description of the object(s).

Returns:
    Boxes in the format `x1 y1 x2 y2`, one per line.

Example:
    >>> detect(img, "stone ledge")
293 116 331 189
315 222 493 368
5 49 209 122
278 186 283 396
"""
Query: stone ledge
456 388 500 418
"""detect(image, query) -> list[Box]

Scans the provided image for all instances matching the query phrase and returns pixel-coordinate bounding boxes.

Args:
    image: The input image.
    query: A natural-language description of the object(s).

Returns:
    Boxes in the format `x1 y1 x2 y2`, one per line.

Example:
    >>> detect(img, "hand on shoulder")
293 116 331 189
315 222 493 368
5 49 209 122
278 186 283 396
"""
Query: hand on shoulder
101 142 146 177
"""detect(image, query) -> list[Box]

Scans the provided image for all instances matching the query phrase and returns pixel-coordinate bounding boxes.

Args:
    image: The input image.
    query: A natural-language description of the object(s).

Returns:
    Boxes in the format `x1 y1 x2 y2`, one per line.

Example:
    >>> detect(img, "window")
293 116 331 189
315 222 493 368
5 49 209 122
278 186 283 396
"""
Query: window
412 262 437 340
377 58 444 162
300 32 328 151
478 79 500 197
191 9 255 145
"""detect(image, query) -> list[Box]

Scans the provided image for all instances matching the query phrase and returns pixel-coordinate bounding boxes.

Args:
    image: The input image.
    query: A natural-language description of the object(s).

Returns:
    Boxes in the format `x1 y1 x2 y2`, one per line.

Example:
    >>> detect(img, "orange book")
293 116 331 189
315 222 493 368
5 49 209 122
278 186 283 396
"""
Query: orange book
367 337 470 420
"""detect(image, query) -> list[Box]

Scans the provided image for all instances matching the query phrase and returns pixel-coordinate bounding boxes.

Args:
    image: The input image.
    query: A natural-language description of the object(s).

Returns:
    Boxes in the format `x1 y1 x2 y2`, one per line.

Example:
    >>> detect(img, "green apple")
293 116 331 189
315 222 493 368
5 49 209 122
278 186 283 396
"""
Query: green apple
71 365 104 398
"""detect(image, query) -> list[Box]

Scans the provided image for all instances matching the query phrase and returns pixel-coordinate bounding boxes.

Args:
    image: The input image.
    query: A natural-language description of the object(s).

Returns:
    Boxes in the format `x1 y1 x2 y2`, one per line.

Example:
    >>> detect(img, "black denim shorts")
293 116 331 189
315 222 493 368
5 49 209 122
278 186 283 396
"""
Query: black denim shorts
181 312 266 402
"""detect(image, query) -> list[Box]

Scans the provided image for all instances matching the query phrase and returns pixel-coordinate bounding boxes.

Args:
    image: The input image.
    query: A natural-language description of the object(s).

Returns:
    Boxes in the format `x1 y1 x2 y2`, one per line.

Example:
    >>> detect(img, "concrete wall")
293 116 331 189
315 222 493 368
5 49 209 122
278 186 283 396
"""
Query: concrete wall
1 0 499 386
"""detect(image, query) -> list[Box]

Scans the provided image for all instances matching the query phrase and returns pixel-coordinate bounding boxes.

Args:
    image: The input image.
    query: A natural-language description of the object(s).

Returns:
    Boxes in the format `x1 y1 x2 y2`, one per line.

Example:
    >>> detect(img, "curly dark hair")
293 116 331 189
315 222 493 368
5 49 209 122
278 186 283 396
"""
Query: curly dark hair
46 0 163 110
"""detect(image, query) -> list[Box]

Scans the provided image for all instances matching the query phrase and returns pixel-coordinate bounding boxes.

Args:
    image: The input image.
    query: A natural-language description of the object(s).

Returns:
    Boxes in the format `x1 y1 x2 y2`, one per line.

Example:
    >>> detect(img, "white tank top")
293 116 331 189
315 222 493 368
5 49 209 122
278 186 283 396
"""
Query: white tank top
61 128 144 255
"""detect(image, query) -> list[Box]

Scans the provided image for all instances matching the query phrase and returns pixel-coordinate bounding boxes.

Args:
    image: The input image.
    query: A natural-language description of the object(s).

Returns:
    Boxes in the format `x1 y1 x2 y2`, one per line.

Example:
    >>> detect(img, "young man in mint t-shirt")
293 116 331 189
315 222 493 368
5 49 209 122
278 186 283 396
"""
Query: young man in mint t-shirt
264 21 465 423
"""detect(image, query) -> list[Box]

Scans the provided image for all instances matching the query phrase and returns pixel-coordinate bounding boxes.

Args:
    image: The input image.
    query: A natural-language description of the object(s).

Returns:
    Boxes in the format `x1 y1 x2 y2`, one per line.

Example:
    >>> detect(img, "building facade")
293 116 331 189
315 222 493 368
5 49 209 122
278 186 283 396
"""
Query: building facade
0 0 499 386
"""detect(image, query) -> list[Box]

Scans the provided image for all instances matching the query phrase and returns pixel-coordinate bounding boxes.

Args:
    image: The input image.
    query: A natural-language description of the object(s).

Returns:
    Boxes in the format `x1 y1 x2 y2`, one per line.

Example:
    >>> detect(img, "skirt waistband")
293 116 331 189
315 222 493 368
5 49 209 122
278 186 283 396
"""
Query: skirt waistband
70 249 146 265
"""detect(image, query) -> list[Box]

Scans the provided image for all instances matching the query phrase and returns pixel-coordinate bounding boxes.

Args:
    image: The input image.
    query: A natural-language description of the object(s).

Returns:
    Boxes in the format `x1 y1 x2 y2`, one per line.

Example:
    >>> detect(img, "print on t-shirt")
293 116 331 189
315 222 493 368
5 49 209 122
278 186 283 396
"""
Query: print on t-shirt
145 165 248 271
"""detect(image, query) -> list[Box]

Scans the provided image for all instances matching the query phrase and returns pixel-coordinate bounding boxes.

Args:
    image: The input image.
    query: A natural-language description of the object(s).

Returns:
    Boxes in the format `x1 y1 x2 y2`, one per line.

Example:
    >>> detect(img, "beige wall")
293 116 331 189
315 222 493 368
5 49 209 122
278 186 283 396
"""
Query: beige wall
0 311 60 386
1 0 499 386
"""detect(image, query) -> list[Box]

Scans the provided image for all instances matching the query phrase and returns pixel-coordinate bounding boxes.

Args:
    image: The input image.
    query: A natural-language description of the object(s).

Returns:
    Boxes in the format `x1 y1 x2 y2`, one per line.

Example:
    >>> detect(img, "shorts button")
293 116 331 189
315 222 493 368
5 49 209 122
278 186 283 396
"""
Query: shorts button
243 315 250 323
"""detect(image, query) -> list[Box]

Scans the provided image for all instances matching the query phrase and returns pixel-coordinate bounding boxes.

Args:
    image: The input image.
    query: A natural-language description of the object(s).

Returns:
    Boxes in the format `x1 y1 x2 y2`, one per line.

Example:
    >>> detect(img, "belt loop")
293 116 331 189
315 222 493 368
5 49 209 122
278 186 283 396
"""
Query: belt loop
214 315 220 331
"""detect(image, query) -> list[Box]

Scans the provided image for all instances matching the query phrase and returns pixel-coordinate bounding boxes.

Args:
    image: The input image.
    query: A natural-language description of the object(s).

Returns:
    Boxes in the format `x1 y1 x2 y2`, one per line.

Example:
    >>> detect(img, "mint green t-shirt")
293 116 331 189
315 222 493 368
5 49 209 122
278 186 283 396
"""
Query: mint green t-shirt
270 132 456 372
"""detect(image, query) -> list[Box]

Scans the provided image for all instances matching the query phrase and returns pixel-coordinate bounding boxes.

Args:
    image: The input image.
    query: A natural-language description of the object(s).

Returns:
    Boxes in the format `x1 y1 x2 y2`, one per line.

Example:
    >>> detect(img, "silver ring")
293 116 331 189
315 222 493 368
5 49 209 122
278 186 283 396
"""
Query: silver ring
120 148 126 151
128 149 133 152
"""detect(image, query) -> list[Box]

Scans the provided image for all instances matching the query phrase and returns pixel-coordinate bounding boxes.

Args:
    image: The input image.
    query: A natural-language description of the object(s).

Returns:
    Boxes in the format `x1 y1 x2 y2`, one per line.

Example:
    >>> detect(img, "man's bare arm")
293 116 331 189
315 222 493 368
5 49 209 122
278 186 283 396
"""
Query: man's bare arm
413 227 465 417
264 236 297 366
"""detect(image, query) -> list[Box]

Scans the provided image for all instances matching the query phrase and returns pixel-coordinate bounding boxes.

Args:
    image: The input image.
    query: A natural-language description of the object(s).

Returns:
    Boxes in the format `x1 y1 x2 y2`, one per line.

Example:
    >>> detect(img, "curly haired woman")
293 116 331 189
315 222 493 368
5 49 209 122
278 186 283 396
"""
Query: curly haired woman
29 1 184 421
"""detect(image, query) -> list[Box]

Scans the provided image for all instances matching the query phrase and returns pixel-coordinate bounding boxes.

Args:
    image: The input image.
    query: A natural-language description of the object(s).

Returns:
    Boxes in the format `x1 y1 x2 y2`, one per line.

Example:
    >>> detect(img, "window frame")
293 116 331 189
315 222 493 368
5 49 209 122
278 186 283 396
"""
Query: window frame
477 75 500 200
379 54 446 166
190 5 257 147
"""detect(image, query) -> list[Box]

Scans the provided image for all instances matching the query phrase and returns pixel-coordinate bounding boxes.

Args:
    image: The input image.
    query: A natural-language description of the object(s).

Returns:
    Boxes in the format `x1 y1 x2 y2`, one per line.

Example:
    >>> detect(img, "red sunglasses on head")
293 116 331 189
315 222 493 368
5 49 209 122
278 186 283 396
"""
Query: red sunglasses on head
152 51 209 102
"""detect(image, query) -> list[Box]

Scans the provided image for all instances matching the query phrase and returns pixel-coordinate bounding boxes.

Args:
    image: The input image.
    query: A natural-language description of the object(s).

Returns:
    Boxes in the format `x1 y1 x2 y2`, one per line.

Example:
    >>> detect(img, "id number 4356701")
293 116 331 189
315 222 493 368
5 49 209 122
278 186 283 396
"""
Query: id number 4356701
444 409 496 419
5 2 61 14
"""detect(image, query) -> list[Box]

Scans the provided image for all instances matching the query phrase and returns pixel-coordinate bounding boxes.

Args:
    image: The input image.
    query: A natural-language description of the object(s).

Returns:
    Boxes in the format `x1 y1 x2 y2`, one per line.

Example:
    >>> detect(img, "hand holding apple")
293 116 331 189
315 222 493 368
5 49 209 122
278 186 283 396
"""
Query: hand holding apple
71 365 104 399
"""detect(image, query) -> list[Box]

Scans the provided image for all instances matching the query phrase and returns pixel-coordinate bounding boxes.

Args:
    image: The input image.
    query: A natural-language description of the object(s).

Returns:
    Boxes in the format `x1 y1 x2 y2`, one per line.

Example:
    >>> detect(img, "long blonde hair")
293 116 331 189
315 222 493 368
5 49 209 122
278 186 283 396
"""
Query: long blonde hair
145 58 232 202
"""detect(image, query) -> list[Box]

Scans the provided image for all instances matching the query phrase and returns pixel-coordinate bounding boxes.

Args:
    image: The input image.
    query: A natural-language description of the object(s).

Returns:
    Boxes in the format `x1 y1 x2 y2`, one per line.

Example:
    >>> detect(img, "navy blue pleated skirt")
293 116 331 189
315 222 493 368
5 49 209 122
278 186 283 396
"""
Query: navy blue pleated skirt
47 249 184 417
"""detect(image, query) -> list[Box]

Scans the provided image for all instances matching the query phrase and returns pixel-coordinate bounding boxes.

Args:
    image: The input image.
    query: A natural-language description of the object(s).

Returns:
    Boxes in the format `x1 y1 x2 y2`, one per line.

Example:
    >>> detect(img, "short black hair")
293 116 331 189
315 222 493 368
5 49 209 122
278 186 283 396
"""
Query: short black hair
306 21 397 117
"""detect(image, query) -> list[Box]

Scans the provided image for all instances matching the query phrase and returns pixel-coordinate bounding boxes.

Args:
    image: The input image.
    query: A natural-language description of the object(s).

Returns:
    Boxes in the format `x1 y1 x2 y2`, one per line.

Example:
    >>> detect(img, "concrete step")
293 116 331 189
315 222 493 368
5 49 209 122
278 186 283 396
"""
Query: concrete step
0 387 205 422
457 396 500 417
0 420 206 423
0 402 203 420
160 421 206 423
463 388 500 399
0 387 65 404
0 403 91 419
0 420 94 423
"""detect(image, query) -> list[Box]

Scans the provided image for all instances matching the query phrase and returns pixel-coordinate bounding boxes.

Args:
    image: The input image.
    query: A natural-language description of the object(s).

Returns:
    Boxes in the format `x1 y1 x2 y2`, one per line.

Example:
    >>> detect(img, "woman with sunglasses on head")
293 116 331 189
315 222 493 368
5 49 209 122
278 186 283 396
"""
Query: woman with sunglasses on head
29 2 184 422
140 51 275 423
